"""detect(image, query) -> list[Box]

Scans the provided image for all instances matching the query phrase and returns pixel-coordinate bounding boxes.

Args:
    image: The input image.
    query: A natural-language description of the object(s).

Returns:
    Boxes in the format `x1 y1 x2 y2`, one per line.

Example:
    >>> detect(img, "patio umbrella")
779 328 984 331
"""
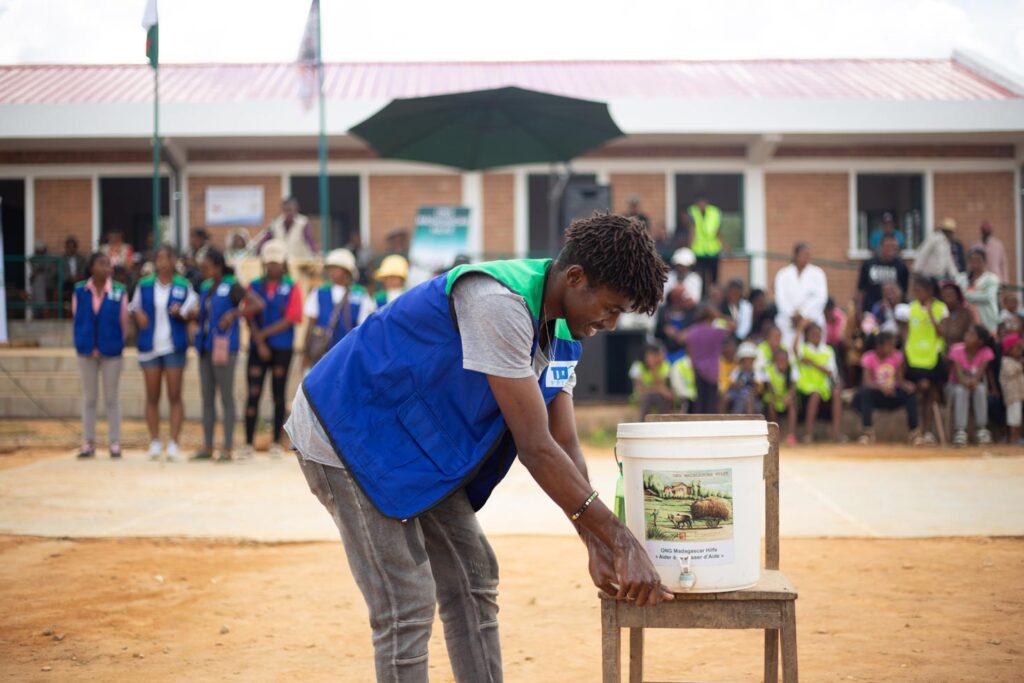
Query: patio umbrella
349 86 622 171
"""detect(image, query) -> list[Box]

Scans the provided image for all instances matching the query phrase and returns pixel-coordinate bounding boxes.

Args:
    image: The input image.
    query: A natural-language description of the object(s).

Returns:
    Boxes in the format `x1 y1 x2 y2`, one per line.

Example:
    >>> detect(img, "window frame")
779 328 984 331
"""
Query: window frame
847 169 932 261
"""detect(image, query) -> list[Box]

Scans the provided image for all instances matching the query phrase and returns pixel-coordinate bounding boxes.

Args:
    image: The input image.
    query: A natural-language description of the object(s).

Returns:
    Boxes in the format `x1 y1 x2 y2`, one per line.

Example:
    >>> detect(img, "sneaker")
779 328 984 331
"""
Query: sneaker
76 442 95 459
784 434 797 446
857 431 874 445
166 441 182 462
922 431 938 445
976 429 993 445
952 430 968 447
190 449 214 461
236 444 254 461
215 450 233 463
269 443 284 459
147 439 163 461
109 443 122 459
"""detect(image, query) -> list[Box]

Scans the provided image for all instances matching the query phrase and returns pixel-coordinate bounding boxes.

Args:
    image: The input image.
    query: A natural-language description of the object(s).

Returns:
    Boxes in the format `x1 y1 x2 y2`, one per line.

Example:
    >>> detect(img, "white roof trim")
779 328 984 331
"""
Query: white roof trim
1 97 1022 140
953 49 1024 97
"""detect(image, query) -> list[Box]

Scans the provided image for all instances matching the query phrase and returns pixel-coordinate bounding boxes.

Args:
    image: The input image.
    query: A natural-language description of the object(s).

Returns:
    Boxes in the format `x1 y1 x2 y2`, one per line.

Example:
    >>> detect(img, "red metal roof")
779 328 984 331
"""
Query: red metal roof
0 58 1018 105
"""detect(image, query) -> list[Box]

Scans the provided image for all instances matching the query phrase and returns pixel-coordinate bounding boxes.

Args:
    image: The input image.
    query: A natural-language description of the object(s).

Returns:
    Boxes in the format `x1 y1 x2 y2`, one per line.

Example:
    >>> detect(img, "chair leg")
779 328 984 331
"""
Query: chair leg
601 600 621 683
764 627 779 683
629 627 644 683
781 602 799 683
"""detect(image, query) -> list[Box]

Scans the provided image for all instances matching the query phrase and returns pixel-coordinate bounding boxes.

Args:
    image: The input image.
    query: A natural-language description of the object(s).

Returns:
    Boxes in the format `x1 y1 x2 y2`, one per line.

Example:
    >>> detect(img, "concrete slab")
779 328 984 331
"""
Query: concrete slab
1 448 1022 540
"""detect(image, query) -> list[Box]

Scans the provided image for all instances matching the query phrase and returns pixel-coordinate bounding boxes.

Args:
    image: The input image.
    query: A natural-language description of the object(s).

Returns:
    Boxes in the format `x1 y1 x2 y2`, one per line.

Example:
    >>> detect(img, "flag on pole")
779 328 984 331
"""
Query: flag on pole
142 0 158 69
297 0 320 110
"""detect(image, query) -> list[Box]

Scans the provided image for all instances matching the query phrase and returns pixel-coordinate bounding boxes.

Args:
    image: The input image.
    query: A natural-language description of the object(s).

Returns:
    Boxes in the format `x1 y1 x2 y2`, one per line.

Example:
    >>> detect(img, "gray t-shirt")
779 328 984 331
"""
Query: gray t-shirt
286 273 575 468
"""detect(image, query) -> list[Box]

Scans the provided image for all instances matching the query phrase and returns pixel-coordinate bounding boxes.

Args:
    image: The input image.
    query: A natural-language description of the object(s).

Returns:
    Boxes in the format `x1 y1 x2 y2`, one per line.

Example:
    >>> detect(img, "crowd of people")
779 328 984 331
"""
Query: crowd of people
57 189 1024 455
631 212 1024 447
69 197 411 461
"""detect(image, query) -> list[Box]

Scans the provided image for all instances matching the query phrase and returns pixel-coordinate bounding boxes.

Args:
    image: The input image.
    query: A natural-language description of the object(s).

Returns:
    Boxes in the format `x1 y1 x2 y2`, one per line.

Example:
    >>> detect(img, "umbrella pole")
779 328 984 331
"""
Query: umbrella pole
547 165 572 256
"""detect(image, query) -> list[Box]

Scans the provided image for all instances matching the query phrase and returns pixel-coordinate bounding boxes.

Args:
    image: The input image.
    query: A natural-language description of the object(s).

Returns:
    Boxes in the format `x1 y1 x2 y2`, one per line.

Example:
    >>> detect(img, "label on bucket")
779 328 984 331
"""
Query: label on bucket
642 467 734 567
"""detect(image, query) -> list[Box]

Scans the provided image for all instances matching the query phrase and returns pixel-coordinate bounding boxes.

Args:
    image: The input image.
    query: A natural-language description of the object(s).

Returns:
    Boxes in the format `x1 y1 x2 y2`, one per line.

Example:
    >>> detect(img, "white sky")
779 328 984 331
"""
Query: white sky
0 0 1022 73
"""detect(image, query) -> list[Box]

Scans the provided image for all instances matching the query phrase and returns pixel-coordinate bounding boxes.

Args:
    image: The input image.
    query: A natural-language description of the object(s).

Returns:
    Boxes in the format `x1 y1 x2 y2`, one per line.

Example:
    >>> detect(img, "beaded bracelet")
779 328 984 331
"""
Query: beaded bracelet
570 490 599 522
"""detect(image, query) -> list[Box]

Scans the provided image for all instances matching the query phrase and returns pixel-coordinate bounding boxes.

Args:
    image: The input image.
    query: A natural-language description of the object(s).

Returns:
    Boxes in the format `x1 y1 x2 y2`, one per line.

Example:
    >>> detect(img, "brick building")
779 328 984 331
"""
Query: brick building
1 52 1022 311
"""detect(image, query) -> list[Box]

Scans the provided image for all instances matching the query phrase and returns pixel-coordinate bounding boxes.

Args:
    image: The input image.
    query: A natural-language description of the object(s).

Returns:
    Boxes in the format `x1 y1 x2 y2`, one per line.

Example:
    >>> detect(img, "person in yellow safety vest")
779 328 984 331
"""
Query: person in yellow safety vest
687 193 724 288
669 354 697 414
794 320 843 443
629 342 674 419
762 346 799 445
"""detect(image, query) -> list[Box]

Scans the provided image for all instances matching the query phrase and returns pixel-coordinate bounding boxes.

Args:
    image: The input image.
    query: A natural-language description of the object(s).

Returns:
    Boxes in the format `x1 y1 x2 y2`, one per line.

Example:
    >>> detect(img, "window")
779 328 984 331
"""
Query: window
290 175 361 251
674 174 744 250
99 177 170 251
855 174 924 252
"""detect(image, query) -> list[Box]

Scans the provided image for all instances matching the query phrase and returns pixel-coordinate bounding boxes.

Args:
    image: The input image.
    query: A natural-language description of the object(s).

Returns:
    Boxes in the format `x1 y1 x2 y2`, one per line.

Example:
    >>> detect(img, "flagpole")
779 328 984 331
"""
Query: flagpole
315 0 329 254
152 62 161 248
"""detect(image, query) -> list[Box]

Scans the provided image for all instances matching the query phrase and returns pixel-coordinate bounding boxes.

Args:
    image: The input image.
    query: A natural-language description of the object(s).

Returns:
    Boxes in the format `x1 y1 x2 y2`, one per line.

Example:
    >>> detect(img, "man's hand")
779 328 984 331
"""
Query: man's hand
488 375 674 606
580 529 617 596
257 342 272 362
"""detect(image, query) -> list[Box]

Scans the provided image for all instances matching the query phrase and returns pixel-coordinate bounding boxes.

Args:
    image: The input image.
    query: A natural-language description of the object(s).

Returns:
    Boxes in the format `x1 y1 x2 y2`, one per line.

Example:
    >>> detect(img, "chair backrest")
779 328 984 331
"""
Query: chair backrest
643 414 780 571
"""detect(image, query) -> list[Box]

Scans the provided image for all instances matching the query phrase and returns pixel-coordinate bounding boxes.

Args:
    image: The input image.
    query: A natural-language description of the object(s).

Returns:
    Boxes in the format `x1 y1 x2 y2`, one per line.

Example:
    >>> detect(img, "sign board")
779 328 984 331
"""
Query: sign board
205 186 265 225
408 206 470 285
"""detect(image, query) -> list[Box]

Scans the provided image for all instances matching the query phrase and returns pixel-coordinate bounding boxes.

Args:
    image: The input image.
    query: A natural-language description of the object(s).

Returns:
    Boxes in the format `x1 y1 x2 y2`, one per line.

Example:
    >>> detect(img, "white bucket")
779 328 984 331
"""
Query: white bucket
617 420 767 593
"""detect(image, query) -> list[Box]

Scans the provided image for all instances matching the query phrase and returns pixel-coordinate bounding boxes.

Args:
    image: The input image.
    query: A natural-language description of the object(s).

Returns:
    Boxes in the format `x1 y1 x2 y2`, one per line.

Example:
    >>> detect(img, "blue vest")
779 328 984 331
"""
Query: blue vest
196 276 241 354
250 276 297 350
73 280 126 357
135 275 191 353
303 259 582 519
315 284 368 347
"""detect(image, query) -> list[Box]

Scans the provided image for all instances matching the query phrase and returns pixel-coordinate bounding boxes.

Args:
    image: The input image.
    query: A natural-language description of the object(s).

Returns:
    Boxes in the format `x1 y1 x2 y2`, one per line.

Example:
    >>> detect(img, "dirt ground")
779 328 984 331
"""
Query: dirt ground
2 535 1021 682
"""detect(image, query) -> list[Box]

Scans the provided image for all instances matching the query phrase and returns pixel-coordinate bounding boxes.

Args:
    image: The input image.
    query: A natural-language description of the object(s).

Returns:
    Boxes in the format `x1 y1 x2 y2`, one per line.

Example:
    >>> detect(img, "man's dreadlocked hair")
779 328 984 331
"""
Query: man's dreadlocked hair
556 212 668 315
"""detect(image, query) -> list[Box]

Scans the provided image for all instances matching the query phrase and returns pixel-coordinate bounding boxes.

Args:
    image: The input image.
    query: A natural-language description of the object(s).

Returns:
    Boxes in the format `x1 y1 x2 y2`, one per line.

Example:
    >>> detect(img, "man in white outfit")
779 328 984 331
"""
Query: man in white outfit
257 196 317 259
774 242 829 346
913 217 960 281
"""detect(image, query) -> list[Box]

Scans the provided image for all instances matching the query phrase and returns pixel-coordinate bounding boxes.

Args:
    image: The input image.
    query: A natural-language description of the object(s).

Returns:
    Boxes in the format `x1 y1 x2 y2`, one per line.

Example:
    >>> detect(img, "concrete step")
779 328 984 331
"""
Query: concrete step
0 348 302 420
5 320 75 348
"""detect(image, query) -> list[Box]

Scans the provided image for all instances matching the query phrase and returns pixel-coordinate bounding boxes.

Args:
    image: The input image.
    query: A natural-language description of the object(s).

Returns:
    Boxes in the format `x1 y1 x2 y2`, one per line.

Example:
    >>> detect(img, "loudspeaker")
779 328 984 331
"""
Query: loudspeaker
562 184 612 226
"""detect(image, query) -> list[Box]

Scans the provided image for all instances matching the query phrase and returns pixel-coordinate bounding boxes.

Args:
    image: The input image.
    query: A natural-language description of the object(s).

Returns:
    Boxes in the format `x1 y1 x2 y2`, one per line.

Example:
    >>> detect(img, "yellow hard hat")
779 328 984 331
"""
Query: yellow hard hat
376 254 409 281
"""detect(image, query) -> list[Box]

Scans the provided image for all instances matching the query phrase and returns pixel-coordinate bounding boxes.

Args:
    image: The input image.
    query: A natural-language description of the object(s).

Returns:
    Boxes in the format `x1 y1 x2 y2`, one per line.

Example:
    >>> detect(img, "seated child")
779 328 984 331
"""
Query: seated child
945 324 995 446
856 331 919 444
717 336 739 410
762 347 799 444
669 354 696 414
999 291 1023 335
726 341 761 414
794 320 843 443
630 342 674 420
999 333 1024 444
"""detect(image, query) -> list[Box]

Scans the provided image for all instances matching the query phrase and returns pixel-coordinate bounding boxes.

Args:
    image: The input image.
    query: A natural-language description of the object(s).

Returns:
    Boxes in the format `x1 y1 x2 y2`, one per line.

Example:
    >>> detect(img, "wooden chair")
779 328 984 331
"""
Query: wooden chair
600 414 798 682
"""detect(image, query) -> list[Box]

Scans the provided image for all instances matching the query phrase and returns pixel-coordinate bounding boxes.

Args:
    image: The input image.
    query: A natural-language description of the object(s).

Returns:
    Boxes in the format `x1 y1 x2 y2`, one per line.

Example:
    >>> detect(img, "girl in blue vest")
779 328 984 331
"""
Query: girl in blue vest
192 249 262 463
301 248 376 371
130 245 198 462
287 213 674 680
73 252 128 459
241 239 303 459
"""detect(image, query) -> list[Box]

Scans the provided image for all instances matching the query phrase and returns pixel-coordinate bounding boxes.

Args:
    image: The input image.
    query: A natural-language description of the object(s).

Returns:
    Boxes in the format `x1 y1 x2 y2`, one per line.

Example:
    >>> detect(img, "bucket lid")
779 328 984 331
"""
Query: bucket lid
616 420 768 439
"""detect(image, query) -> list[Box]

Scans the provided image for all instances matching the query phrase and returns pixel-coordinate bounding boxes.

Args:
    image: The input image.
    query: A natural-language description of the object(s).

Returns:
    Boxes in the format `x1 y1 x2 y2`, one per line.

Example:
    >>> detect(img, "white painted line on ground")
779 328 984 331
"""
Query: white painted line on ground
787 468 882 538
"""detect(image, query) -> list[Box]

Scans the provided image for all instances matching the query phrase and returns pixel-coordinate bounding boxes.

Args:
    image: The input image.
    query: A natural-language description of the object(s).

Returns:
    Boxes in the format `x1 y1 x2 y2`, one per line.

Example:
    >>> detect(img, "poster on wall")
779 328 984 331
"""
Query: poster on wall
205 186 265 225
407 206 470 286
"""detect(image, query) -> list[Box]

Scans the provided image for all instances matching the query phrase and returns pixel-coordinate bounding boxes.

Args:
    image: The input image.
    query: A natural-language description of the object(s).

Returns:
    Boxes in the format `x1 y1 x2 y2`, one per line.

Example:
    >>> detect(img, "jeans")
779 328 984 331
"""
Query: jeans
198 352 237 450
948 383 988 431
297 456 503 683
76 355 123 443
857 388 919 430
